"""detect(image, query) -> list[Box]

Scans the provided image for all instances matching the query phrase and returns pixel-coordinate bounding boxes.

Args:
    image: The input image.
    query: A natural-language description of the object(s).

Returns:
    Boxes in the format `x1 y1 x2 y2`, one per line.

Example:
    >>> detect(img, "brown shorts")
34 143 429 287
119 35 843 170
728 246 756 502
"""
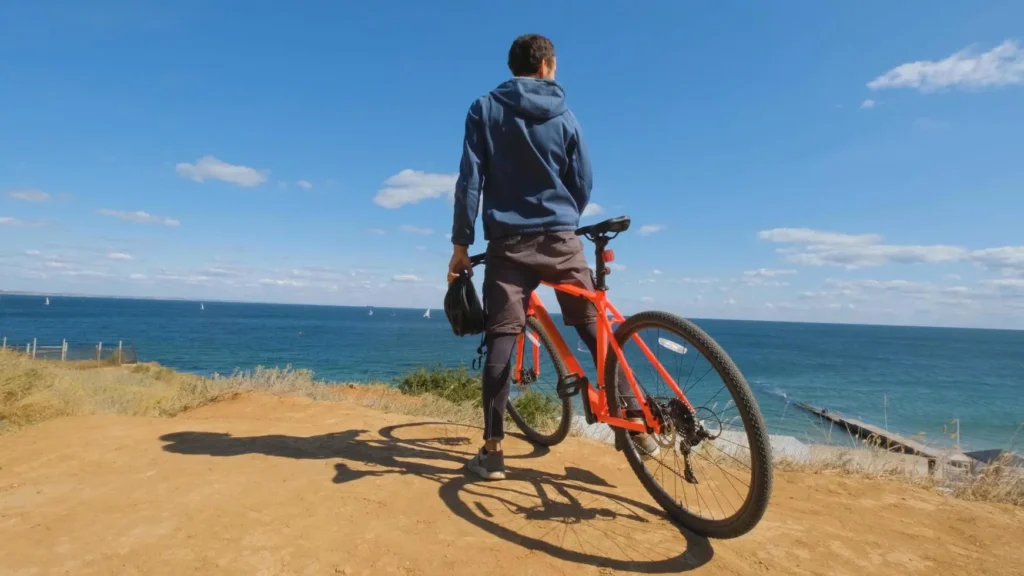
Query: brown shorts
483 231 597 335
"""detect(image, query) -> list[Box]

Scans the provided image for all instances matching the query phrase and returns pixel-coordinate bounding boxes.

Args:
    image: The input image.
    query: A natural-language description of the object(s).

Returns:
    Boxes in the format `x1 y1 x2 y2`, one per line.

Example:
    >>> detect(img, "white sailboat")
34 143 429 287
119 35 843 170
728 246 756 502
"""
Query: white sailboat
45 297 50 306
200 303 204 311
423 308 431 319
368 308 374 316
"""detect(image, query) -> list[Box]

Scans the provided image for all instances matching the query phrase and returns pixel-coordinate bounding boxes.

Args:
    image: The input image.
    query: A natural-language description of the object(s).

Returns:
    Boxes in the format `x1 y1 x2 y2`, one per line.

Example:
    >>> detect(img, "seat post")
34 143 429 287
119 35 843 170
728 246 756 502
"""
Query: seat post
593 236 609 291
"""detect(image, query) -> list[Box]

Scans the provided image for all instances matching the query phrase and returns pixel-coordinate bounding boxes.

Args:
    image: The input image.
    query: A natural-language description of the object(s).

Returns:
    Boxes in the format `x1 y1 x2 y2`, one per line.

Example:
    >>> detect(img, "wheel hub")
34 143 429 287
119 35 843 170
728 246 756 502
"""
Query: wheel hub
515 369 538 386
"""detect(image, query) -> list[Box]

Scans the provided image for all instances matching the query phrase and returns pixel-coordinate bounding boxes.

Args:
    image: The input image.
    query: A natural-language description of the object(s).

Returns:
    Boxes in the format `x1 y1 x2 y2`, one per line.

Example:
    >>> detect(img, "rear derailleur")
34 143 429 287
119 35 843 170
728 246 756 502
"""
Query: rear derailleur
652 399 714 485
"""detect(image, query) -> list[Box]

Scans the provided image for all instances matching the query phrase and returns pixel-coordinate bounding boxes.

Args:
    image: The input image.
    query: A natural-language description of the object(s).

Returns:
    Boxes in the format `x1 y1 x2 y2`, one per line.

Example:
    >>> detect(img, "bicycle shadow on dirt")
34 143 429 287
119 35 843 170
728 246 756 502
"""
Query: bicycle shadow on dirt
159 422 713 573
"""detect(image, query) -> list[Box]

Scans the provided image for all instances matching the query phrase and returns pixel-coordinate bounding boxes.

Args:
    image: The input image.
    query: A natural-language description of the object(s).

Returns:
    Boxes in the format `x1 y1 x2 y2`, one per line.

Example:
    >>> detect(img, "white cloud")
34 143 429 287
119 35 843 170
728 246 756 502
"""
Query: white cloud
392 274 421 282
640 296 654 303
368 228 387 235
7 189 50 202
607 262 626 272
581 203 603 218
759 227 967 268
860 99 876 109
155 271 211 284
106 252 133 261
373 169 457 209
60 269 108 278
675 277 718 285
724 298 737 305
826 278 936 295
129 273 148 281
980 278 1024 292
296 180 313 190
868 40 1024 93
745 268 798 286
652 269 663 275
791 245 967 268
175 156 268 187
970 246 1024 275
203 266 244 278
764 227 1024 275
97 209 180 226
0 216 26 226
638 224 665 236
743 268 798 278
399 224 433 235
258 278 305 287
758 228 882 246
444 233 453 240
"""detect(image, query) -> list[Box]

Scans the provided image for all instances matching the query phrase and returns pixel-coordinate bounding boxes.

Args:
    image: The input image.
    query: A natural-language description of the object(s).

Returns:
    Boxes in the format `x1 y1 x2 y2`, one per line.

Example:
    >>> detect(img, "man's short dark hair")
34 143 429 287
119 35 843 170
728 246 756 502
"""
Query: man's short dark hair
507 34 555 77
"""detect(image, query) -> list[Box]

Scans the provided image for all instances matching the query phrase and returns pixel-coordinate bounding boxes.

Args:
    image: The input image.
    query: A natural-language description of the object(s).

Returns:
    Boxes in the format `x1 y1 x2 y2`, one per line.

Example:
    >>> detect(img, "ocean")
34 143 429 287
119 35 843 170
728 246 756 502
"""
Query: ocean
2 294 1022 452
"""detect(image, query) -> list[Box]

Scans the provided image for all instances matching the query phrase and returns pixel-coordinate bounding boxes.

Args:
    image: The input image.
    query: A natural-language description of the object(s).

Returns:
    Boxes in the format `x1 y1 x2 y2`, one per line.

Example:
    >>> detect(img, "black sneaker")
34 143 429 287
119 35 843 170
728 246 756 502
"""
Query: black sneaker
467 447 506 480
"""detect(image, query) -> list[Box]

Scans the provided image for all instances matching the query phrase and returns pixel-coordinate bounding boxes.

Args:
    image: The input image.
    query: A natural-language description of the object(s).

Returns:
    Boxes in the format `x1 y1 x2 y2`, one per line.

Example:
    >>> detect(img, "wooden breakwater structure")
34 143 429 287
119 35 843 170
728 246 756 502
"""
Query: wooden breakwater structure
795 402 971 475
0 337 138 365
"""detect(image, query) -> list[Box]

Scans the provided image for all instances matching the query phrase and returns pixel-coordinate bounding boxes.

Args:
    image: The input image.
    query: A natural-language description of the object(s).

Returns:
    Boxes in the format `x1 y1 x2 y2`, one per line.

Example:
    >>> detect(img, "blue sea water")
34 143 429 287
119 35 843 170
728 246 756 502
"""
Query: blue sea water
2 294 1022 452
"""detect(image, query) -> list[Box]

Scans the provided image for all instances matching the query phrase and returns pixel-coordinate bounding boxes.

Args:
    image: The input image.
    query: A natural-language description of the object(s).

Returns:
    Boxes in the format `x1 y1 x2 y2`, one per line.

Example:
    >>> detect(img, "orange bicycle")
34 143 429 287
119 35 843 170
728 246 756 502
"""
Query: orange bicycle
470 216 773 539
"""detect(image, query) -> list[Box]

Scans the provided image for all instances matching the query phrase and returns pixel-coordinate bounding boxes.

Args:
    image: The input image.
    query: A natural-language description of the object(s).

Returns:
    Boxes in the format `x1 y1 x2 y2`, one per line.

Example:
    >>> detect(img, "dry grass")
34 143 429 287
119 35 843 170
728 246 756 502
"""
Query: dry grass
0 350 484 434
771 436 1024 508
0 350 336 432
953 454 1024 507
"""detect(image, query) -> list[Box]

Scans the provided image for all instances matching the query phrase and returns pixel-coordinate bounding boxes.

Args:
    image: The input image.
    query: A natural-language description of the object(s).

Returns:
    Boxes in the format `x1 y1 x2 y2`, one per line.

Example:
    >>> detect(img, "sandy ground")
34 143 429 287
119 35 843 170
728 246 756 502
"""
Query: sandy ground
1 394 1022 575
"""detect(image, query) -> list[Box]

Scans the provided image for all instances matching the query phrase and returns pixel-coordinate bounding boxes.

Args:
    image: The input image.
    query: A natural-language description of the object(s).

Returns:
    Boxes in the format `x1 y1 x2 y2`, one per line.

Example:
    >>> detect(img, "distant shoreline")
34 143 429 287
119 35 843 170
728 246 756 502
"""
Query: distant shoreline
2 291 1020 332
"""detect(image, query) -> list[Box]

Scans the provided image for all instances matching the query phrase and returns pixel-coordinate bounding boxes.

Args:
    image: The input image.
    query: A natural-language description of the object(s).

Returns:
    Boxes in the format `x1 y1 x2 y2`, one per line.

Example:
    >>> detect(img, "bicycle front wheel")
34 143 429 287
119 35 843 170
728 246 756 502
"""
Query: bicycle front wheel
604 311 773 539
505 316 573 446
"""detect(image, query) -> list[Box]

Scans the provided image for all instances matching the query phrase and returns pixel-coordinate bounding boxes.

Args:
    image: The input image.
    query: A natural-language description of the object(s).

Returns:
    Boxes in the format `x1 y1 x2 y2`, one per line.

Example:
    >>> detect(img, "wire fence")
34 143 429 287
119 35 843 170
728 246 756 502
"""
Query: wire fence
0 337 139 365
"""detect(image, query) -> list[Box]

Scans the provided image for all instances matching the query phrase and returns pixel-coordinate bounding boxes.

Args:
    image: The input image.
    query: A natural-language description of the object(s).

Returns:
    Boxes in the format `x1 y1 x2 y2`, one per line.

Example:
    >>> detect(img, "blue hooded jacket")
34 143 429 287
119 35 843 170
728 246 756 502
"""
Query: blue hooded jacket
451 78 593 246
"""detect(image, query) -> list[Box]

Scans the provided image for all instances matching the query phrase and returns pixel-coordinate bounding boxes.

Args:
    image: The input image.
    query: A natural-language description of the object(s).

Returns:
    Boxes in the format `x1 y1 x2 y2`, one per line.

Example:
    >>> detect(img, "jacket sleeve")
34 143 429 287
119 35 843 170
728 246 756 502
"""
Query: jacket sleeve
451 100 487 246
566 112 593 214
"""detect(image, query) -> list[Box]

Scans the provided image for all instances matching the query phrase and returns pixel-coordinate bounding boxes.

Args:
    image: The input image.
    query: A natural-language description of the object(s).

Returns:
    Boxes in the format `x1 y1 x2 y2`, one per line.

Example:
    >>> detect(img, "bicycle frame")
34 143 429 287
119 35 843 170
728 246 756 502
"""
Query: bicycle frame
513 282 696 435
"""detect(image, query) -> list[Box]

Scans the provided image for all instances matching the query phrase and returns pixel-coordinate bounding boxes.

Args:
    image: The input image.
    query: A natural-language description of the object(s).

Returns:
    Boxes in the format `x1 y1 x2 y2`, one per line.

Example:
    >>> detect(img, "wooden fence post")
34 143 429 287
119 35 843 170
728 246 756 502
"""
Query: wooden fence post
97 342 103 364
32 338 37 359
61 339 67 362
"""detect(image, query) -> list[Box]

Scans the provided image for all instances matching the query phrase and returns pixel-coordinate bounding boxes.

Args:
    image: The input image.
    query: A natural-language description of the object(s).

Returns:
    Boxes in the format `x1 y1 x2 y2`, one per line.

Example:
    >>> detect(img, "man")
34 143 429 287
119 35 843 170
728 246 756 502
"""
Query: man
449 34 656 481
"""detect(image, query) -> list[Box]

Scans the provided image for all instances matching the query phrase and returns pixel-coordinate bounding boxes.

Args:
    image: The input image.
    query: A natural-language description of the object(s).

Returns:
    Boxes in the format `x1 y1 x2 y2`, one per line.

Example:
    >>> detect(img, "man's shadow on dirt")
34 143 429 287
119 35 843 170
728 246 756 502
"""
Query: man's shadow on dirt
159 423 713 573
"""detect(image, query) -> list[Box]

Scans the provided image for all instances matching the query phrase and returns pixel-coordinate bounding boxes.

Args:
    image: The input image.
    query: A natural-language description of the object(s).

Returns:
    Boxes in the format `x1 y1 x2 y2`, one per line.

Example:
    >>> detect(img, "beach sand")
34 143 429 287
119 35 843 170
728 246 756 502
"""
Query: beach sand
1 392 1022 575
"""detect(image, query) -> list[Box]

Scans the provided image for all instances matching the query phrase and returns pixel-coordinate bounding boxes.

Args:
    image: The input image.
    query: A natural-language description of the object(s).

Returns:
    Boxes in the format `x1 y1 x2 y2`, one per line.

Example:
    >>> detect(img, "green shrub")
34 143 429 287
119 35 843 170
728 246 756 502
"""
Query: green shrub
509 390 561 430
396 365 480 406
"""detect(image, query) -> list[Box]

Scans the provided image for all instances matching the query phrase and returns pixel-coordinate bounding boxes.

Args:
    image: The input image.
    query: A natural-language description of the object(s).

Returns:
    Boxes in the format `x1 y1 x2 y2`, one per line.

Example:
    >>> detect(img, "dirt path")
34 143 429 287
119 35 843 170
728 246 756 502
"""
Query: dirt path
1 394 1022 575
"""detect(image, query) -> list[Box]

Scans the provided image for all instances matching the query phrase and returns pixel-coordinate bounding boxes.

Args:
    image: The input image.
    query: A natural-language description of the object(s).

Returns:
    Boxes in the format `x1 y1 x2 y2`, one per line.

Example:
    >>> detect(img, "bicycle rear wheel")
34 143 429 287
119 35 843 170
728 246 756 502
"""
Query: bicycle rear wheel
506 316 573 446
604 311 773 539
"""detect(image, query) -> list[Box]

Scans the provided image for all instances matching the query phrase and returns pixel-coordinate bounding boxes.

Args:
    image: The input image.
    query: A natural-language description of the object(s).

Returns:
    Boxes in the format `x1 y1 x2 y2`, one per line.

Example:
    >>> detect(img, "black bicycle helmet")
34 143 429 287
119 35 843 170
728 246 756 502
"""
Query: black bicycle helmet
444 270 485 336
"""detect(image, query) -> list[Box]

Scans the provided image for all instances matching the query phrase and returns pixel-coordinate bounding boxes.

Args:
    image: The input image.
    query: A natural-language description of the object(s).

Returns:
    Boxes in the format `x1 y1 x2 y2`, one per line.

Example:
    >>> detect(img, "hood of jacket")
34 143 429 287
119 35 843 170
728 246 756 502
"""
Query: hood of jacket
490 78 567 122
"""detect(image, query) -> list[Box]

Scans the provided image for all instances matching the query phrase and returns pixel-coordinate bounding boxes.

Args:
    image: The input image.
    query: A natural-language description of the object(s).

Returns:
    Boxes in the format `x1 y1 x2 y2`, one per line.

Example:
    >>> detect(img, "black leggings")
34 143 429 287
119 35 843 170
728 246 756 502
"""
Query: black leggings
482 322 640 441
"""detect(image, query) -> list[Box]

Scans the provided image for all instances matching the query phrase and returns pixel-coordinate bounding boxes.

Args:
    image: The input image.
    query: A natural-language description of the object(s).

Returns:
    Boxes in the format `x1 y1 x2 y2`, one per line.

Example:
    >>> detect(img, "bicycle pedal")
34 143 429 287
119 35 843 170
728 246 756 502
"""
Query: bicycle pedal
556 374 587 399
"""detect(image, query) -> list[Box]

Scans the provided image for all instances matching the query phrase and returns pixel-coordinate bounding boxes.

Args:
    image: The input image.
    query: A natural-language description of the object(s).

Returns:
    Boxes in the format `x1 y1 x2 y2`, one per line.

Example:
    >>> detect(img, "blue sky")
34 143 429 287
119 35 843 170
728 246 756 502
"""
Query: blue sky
2 1 1023 328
